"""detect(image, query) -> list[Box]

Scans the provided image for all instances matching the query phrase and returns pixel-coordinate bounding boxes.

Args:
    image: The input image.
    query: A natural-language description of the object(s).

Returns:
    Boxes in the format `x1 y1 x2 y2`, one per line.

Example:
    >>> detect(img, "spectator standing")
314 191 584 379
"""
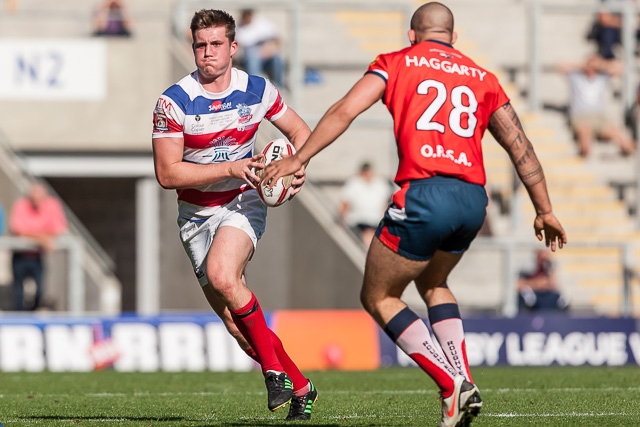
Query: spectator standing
560 54 636 157
93 0 132 37
9 182 68 311
235 8 285 88
518 249 568 312
339 161 393 247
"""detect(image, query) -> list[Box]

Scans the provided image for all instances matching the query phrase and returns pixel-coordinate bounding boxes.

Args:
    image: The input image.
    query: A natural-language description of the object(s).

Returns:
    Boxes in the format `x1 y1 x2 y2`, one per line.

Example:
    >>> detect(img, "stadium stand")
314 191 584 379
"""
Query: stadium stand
0 0 638 317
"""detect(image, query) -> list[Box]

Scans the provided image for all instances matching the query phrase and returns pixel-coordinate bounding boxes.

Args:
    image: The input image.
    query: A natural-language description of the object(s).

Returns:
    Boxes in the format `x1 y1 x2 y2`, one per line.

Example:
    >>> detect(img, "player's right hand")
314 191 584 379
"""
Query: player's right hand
231 154 265 188
534 212 567 251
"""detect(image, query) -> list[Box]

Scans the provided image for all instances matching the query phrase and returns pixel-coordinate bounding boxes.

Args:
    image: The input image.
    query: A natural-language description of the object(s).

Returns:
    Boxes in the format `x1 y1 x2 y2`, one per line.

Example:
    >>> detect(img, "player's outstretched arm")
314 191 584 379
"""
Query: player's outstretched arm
261 73 386 186
487 103 568 251
271 108 311 194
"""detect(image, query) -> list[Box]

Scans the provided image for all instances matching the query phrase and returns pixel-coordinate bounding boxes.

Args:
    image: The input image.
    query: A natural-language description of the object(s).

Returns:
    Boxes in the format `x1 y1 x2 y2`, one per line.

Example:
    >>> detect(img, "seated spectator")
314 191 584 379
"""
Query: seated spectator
235 9 285 88
93 0 132 37
518 249 568 312
9 182 68 311
339 162 393 247
559 54 636 157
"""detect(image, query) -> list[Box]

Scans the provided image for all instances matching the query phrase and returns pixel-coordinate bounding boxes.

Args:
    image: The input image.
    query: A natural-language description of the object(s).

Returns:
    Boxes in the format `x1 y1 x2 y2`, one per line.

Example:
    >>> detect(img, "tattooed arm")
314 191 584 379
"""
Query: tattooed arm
488 103 567 250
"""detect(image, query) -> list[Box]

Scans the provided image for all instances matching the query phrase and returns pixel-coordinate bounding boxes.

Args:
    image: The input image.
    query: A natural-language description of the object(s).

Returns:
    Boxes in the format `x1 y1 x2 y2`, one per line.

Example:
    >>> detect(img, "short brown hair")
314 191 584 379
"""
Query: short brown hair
190 9 236 42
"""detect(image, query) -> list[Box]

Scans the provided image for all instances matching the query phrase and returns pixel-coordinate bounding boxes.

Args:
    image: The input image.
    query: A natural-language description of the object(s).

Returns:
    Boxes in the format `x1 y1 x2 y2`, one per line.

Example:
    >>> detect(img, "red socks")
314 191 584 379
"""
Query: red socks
230 293 308 391
230 293 282 374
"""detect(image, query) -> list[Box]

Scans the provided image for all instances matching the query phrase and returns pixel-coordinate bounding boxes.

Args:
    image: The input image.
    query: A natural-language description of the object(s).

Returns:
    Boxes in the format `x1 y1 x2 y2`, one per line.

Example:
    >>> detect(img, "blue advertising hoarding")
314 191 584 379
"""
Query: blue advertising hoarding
379 314 640 367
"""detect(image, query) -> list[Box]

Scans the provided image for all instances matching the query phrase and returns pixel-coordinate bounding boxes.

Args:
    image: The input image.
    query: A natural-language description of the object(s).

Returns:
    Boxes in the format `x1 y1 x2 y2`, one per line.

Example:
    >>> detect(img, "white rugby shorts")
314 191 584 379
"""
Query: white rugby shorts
177 190 267 287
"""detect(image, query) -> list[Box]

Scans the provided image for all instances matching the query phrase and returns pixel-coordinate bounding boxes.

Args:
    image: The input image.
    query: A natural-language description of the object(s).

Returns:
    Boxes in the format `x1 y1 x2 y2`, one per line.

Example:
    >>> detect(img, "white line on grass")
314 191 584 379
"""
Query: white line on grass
486 412 634 418
0 386 639 398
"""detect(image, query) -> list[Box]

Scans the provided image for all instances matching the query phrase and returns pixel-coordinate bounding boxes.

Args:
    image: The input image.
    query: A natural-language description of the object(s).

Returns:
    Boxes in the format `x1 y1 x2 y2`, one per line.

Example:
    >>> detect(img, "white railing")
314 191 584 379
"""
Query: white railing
474 236 639 318
0 133 121 315
0 235 83 312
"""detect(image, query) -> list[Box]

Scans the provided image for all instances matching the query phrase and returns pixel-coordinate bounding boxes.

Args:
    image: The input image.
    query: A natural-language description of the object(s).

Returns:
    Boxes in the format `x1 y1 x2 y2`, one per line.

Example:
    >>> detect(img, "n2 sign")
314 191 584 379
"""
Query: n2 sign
0 39 106 100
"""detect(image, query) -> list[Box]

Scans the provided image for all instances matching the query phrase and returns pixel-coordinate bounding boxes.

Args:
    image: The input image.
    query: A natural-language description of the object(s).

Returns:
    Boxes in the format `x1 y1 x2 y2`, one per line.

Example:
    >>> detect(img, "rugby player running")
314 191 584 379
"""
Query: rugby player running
152 9 317 421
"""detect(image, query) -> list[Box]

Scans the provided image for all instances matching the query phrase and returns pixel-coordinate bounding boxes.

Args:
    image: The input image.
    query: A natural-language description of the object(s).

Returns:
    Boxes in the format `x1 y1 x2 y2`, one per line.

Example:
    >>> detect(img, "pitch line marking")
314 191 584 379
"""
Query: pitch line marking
4 411 640 424
486 412 636 418
0 386 640 398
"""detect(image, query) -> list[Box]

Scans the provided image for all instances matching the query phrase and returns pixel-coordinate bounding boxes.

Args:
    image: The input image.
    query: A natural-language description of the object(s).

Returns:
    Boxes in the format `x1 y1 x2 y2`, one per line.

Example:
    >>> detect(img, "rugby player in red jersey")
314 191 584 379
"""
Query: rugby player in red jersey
263 3 567 426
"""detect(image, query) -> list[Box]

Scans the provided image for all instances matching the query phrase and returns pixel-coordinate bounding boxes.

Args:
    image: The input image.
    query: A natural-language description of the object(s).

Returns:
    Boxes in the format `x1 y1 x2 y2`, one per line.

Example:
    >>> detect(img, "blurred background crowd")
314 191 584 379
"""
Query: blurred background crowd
0 0 639 319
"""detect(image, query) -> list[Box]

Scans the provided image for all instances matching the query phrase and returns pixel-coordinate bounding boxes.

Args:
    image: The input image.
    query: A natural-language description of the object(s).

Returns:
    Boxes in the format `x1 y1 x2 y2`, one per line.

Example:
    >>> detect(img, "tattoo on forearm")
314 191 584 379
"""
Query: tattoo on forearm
488 104 545 188
515 142 533 166
521 166 544 186
488 105 525 148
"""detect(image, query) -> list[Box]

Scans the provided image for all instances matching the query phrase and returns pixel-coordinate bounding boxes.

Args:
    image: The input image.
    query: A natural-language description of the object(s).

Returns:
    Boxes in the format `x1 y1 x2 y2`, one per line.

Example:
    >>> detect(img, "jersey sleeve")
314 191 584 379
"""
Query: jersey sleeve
366 54 390 83
152 88 187 139
264 81 287 122
485 75 511 116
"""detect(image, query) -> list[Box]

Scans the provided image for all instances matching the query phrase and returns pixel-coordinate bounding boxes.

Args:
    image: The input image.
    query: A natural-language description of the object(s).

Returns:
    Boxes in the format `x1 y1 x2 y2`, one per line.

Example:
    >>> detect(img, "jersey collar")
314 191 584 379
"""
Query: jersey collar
425 39 453 48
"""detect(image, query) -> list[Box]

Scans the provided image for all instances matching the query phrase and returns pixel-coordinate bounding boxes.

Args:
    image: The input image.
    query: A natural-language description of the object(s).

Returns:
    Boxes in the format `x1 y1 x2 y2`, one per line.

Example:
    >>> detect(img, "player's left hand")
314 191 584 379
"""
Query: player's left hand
262 155 303 189
288 163 306 198
534 212 567 251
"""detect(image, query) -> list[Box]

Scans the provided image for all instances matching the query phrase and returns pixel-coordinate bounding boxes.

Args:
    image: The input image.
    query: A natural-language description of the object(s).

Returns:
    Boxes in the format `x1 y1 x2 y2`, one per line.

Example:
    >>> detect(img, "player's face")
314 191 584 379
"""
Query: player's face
192 26 238 83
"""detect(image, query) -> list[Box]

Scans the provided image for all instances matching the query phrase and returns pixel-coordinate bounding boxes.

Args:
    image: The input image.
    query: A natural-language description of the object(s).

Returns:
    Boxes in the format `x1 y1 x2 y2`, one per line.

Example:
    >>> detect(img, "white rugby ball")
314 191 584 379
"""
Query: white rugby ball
255 138 296 207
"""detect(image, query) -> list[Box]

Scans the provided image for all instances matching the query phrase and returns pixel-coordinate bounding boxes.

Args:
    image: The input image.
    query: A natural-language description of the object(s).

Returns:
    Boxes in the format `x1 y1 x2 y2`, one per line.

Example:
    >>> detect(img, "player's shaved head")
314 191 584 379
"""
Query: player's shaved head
410 2 454 43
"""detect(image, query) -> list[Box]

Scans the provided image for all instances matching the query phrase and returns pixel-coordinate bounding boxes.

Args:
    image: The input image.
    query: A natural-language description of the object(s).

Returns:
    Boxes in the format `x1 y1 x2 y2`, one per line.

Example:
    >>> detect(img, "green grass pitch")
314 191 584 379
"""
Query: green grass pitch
0 366 638 426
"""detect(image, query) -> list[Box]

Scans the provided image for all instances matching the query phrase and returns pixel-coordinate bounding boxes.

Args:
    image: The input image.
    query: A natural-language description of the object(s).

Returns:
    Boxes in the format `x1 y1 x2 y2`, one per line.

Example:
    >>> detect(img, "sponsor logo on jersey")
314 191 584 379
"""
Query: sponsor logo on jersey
154 113 168 131
420 144 472 167
190 122 205 134
236 103 253 124
208 135 237 162
430 48 462 59
155 98 173 113
195 115 201 121
208 100 233 112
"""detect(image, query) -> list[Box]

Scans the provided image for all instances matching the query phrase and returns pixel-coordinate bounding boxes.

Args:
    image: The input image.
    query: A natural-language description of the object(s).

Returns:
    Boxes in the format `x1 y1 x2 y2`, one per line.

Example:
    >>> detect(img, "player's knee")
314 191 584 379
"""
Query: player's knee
206 271 239 300
360 289 377 314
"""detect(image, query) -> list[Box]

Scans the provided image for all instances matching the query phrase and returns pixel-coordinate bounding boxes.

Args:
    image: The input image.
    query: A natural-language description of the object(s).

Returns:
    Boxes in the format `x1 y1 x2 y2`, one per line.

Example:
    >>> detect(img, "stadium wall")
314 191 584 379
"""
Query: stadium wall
0 311 638 372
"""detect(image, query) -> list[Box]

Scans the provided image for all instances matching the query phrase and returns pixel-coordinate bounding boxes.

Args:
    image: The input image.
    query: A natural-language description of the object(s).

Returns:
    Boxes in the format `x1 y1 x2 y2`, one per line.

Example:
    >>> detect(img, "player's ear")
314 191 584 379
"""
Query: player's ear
230 40 238 56
408 29 417 46
451 31 458 45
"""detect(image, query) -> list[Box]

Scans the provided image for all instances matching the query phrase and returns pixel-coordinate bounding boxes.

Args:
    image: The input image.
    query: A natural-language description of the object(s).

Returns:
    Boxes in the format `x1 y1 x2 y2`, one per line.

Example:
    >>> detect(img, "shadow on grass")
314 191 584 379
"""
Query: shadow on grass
213 424 340 427
18 417 342 426
20 416 189 421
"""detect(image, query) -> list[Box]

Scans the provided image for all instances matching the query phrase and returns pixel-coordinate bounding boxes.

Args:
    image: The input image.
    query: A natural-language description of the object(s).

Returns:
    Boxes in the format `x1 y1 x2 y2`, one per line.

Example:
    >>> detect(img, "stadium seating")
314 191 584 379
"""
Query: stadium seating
1 0 637 316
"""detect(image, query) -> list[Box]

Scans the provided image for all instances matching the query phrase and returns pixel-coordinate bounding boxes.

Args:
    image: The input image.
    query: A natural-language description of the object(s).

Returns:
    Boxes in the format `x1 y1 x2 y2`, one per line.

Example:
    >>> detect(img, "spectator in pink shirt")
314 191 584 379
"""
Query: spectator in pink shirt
9 181 68 311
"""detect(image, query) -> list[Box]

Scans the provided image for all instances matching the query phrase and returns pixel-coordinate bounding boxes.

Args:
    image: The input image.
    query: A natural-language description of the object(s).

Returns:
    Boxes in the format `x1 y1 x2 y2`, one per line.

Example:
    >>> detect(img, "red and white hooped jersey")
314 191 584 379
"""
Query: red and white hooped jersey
367 40 510 190
152 68 286 213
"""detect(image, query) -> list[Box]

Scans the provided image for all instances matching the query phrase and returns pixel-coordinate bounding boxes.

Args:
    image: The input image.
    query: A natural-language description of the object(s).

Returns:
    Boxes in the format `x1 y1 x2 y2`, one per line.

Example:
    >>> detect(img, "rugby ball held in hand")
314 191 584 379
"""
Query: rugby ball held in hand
256 138 296 207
